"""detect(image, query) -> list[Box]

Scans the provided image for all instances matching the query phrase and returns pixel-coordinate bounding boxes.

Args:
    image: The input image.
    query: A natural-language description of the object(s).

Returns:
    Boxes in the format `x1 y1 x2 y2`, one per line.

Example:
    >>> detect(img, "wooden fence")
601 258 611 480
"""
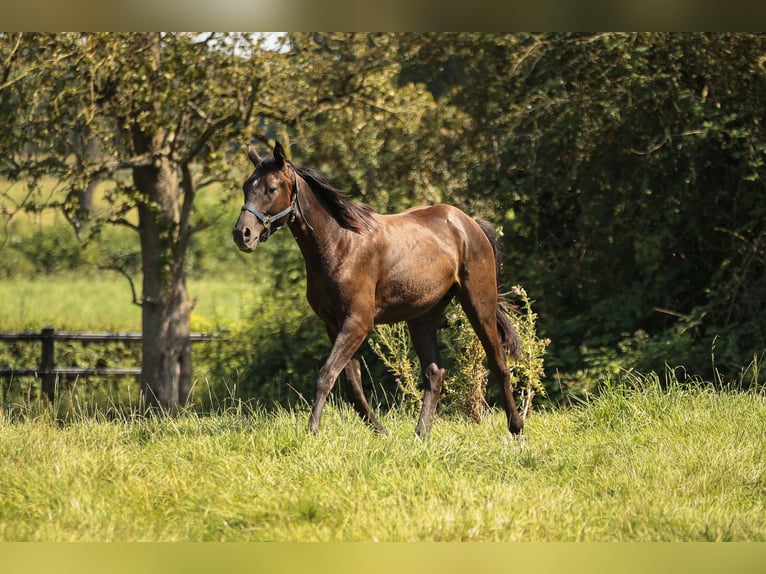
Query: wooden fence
0 327 214 401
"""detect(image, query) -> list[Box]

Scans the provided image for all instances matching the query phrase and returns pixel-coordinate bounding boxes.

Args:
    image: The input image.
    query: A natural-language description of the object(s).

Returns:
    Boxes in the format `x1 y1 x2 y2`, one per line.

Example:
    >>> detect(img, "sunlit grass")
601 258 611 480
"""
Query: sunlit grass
1 375 764 541
0 274 254 332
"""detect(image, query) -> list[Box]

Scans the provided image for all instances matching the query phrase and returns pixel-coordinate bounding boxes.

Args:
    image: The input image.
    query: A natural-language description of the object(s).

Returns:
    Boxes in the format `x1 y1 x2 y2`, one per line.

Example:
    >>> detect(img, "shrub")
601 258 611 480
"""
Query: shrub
367 322 419 410
367 285 550 422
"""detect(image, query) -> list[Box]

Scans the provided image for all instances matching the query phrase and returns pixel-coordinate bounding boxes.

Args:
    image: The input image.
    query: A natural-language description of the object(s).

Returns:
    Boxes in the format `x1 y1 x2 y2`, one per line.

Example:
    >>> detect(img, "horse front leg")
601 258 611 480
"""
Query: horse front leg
408 314 446 438
309 318 371 434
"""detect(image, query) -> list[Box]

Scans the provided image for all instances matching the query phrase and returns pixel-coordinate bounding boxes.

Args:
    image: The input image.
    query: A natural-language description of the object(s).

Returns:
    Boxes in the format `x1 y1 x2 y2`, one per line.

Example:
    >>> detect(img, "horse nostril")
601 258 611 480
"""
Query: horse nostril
233 227 250 245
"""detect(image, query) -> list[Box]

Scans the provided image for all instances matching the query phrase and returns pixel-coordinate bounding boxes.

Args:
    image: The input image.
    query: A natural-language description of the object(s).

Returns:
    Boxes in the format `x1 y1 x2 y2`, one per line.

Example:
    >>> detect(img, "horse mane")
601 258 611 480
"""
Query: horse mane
295 166 378 234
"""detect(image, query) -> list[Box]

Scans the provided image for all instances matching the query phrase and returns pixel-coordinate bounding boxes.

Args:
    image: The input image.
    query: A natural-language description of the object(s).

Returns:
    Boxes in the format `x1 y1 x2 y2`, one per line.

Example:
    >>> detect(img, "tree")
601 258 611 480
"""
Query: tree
1 33 278 410
275 33 460 212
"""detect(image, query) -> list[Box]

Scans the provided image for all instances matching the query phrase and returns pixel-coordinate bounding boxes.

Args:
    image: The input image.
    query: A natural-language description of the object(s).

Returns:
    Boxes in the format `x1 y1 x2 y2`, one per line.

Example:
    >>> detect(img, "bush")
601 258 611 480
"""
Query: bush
367 285 550 421
0 223 83 277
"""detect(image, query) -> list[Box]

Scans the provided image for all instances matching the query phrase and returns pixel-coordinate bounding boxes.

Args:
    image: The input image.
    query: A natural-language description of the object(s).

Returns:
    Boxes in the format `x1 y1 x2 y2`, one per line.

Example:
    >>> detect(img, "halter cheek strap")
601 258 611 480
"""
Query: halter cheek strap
240 167 312 242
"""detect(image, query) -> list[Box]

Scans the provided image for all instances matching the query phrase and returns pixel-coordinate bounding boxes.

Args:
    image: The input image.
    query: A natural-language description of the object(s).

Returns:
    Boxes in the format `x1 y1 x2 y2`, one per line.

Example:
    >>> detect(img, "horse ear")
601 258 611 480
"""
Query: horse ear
247 144 262 167
273 141 287 168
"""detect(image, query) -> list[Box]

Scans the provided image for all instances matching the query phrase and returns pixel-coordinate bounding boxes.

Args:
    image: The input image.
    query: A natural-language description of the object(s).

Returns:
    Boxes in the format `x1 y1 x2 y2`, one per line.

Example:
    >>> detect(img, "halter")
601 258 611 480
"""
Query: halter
240 167 312 242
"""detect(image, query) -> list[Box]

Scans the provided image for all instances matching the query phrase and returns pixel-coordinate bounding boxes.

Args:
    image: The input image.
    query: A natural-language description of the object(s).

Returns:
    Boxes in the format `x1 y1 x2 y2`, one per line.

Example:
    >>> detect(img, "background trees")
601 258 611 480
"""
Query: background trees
2 32 764 408
399 33 766 391
3 33 277 409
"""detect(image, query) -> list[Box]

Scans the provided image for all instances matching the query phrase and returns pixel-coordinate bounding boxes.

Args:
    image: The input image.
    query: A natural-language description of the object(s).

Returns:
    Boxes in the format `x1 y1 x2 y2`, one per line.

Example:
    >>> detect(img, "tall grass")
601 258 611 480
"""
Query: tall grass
1 371 764 541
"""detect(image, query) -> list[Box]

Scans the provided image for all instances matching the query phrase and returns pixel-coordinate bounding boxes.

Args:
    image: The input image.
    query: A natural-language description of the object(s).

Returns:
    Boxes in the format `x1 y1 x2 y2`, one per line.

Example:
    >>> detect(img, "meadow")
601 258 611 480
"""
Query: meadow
1 373 765 542
2 181 765 544
0 274 254 332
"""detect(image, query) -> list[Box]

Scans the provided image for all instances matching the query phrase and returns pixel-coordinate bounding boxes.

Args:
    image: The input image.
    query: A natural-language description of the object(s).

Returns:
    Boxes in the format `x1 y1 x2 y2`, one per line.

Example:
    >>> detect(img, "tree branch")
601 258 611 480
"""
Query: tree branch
99 263 143 307
181 113 239 165
108 217 141 232
0 46 78 92
90 153 154 176
189 212 224 236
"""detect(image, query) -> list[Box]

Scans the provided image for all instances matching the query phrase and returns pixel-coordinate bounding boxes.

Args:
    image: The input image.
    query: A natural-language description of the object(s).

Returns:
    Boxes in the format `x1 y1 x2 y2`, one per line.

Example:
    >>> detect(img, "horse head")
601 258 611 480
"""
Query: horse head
232 141 297 252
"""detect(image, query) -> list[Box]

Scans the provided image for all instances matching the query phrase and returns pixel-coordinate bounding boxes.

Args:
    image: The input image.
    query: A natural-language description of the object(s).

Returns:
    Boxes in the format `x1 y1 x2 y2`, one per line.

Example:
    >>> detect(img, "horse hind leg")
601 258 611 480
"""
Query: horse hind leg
416 361 445 438
457 287 524 435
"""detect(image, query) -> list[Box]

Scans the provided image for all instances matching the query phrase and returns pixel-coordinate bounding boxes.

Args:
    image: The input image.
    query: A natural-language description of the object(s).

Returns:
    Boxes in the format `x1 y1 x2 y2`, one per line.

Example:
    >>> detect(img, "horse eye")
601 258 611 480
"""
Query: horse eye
267 186 278 194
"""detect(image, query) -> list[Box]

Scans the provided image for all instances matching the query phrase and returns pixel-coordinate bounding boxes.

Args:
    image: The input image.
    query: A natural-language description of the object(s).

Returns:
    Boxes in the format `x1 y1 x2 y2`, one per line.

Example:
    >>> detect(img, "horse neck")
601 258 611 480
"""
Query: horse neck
288 176 344 264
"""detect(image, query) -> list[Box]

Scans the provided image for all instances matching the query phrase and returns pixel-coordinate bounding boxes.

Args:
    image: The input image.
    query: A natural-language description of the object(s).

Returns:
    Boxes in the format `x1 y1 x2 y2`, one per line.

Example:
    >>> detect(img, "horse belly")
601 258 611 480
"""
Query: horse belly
374 251 457 324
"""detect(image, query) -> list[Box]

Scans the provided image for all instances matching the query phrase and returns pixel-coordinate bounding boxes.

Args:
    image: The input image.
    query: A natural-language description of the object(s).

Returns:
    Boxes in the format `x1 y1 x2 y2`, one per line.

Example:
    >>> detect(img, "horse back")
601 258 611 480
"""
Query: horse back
378 203 491 266
370 204 495 323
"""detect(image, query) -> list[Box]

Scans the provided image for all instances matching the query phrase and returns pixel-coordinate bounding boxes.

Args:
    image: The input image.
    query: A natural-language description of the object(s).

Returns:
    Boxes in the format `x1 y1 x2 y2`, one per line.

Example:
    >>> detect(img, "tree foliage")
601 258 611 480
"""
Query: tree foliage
398 33 766 390
2 33 284 408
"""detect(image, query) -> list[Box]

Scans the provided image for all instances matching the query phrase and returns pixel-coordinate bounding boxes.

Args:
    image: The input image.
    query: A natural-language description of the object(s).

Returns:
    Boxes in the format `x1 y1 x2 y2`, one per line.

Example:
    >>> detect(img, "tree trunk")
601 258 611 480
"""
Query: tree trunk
79 134 100 216
139 261 193 412
125 33 195 413
133 142 194 413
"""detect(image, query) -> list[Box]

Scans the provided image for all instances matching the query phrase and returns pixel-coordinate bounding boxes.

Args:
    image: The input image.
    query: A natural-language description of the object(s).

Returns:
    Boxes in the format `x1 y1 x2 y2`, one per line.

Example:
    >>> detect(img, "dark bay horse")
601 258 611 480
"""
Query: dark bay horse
232 141 524 437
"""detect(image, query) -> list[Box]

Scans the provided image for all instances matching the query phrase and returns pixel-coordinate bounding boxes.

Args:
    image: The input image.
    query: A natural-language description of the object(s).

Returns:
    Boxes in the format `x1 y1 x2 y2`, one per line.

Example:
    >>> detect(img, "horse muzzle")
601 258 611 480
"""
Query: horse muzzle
232 224 260 253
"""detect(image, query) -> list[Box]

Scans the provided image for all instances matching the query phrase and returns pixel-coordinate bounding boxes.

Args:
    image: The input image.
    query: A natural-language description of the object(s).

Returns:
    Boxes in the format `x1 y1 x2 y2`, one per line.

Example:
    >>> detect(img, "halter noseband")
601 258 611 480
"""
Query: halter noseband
240 167 312 242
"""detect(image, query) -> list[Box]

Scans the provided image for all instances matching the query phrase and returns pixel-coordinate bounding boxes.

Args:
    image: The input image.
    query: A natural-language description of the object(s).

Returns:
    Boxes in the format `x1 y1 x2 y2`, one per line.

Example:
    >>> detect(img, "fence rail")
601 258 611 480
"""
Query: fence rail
0 327 214 401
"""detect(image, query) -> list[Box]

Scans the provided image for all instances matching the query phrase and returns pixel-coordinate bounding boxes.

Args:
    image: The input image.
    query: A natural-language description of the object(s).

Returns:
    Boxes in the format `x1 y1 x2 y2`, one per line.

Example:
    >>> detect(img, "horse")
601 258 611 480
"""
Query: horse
232 141 524 437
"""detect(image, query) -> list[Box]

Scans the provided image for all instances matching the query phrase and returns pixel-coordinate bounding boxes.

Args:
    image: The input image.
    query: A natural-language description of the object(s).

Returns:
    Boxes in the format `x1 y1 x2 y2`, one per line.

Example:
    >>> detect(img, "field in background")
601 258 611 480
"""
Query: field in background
0 274 255 332
1 375 764 542
1 174 258 333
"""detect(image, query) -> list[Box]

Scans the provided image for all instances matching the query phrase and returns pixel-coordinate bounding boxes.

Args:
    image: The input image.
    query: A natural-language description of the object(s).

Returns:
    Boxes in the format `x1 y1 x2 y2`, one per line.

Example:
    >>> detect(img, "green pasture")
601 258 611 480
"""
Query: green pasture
2 176 765 544
2 32 765 546
0 274 254 332
1 374 764 541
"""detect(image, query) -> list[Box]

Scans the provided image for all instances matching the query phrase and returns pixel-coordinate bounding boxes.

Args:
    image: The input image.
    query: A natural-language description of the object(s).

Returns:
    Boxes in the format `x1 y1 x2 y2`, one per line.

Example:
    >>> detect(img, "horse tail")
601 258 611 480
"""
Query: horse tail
475 218 521 362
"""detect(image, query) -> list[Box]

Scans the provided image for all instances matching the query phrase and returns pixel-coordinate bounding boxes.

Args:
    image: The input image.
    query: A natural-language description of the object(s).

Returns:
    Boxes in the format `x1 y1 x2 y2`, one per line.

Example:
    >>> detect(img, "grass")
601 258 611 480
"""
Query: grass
1 372 764 541
2 188 764 542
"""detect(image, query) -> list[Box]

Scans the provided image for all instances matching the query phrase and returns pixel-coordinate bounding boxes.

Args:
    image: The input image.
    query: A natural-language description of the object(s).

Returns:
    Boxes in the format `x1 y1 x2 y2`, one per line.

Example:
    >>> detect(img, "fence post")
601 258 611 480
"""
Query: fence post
40 326 55 402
